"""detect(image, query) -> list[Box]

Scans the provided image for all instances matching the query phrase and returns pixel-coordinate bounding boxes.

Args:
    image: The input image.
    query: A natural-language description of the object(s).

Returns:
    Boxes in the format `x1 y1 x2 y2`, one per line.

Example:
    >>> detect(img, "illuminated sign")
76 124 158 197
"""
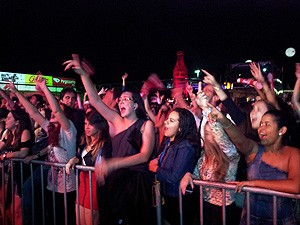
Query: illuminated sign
0 83 64 92
25 74 53 86
0 72 75 88
53 77 76 87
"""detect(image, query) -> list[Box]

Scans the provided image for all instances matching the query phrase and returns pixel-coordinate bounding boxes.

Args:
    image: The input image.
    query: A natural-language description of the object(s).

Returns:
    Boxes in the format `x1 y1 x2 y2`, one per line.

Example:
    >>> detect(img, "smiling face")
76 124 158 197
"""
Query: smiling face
164 111 180 141
257 113 280 146
250 100 269 130
117 92 137 118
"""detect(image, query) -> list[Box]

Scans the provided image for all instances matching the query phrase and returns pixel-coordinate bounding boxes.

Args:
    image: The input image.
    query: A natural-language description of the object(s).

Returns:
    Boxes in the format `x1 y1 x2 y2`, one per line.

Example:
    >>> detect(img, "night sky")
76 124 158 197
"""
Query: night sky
1 0 300 88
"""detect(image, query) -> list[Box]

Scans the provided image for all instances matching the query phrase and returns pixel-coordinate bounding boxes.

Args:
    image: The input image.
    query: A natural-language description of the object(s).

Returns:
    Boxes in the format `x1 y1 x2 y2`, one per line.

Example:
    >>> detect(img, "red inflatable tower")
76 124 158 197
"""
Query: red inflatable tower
173 51 188 89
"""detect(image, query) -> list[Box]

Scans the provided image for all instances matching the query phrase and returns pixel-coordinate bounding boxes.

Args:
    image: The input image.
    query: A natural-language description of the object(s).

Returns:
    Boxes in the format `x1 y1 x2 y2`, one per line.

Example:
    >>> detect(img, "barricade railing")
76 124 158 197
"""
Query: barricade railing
0 158 95 225
2 158 299 225
178 179 300 225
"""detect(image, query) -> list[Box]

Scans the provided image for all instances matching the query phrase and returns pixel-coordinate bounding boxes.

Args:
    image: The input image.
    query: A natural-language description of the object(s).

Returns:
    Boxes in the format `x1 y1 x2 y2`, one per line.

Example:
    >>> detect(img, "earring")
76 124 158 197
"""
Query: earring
279 132 282 136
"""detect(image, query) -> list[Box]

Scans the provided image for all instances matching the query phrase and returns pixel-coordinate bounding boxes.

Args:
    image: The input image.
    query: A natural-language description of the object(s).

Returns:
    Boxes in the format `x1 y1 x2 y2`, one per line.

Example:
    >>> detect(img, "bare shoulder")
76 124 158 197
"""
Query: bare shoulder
141 119 154 132
21 129 31 141
285 146 300 157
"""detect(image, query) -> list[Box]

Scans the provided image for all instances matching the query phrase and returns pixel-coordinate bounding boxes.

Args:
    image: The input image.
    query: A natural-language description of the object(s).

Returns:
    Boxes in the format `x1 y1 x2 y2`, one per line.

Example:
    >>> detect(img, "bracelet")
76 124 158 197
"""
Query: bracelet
213 86 221 91
221 122 233 129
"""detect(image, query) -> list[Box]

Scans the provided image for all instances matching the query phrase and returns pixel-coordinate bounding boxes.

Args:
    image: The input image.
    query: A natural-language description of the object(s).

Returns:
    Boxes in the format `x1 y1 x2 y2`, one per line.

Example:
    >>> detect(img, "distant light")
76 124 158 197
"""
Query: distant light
262 68 267 72
285 47 296 57
245 60 252 63
194 69 201 78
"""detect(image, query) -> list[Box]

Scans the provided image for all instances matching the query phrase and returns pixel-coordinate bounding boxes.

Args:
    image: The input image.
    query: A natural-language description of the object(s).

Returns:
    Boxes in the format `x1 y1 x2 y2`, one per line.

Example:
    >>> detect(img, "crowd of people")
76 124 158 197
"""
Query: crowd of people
0 54 299 225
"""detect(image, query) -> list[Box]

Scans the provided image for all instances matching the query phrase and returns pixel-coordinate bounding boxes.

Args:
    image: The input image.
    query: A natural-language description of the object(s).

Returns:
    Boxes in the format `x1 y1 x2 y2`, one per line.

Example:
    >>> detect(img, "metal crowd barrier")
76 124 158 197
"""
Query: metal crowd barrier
1 158 300 225
178 180 300 225
0 158 95 225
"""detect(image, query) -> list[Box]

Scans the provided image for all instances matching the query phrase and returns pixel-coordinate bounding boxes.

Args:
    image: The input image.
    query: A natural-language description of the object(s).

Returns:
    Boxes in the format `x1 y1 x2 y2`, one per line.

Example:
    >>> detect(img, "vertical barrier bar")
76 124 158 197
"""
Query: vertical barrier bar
179 187 183 225
30 163 35 225
20 162 24 225
89 170 93 225
246 192 250 225
51 166 56 225
11 162 15 225
272 195 277 225
40 165 45 225
222 188 226 225
153 178 162 225
199 185 203 225
76 168 80 225
63 167 68 225
1 162 5 225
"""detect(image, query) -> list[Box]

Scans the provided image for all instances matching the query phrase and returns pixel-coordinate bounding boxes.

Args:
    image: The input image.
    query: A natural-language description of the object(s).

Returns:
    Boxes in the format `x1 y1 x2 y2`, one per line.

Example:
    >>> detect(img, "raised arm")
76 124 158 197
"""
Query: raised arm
292 63 300 117
76 93 83 110
4 83 46 126
250 62 280 109
0 89 15 110
202 69 245 125
63 54 122 126
35 76 71 131
121 72 128 92
142 93 156 123
207 102 258 158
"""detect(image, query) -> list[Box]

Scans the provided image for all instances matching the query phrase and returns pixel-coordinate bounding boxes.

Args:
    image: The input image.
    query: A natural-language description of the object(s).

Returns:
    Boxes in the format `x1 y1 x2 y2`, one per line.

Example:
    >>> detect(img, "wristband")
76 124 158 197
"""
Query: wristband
221 122 233 129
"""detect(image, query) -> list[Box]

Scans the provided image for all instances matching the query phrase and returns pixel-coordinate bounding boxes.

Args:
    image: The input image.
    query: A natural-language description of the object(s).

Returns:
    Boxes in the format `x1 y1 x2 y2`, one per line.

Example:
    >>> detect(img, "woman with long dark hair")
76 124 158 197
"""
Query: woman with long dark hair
66 110 112 225
64 54 155 225
208 107 300 225
5 78 77 225
149 108 200 225
0 108 33 224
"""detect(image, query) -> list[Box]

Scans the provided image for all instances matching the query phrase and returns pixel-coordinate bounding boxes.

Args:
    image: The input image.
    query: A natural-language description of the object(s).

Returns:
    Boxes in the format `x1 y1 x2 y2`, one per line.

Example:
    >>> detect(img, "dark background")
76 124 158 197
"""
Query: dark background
1 0 300 88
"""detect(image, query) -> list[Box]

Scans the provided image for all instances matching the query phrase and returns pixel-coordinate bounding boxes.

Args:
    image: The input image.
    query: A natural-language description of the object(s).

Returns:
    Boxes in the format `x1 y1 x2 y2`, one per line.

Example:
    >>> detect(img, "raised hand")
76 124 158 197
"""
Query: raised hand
207 102 227 125
155 91 164 105
186 83 193 95
34 75 47 91
195 91 208 109
4 82 18 93
63 54 95 76
202 69 219 87
249 62 265 83
98 87 108 96
122 72 128 80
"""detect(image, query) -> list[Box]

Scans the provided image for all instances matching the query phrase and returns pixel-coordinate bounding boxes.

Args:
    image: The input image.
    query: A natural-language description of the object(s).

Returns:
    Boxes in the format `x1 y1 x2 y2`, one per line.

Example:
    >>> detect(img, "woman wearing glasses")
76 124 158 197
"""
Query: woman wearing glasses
64 55 155 225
